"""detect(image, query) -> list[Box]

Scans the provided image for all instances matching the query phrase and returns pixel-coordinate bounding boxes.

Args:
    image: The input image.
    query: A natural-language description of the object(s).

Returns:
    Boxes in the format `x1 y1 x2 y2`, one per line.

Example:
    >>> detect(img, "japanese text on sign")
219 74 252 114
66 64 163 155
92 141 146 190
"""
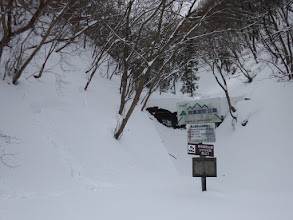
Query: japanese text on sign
188 143 214 156
176 98 222 125
187 123 216 143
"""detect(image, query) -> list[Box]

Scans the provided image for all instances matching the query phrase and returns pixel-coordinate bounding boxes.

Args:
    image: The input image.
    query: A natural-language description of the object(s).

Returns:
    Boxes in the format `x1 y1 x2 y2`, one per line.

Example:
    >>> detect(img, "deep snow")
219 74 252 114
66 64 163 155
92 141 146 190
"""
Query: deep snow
0 45 292 220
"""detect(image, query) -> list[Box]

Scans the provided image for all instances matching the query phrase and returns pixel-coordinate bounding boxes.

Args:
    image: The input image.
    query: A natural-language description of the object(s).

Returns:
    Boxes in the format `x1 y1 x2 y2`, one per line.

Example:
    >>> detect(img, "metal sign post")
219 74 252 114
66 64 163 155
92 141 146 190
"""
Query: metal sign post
202 173 207 191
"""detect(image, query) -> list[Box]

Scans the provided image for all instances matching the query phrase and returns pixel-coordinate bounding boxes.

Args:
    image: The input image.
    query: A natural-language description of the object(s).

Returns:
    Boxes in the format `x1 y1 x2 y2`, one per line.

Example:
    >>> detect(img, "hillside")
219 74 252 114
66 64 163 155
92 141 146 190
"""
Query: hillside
0 46 293 220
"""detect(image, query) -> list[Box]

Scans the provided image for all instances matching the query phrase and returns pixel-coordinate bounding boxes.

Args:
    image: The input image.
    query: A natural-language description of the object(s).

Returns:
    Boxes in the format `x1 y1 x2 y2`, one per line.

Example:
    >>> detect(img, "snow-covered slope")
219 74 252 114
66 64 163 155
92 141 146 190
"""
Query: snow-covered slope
0 46 292 220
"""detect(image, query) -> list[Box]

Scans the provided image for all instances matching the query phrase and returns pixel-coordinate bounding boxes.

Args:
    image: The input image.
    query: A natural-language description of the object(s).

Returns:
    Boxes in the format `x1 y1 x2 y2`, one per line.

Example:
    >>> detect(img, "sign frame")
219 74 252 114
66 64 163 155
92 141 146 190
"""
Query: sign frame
192 157 217 177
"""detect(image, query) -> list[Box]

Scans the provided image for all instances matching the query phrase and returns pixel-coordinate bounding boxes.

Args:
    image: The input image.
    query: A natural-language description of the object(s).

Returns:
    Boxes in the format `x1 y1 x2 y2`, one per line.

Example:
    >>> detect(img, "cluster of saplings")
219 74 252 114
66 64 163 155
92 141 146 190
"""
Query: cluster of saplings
0 0 292 139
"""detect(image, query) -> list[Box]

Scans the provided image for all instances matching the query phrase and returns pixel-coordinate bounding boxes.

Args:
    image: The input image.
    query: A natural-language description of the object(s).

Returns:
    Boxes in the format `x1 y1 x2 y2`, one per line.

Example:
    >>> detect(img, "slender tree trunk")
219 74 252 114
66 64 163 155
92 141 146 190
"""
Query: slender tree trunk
114 76 146 139
118 1 132 115
212 62 237 120
141 88 153 112
34 42 57 79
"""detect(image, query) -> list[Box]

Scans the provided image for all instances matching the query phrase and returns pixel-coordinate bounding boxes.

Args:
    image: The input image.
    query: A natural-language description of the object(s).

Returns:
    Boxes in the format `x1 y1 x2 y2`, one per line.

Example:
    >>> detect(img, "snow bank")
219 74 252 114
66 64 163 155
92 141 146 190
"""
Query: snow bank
0 46 175 198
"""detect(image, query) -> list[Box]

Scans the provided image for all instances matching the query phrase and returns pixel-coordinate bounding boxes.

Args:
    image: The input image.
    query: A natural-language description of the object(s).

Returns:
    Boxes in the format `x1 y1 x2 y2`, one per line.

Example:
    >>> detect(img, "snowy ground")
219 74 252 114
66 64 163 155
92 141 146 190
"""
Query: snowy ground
0 46 292 220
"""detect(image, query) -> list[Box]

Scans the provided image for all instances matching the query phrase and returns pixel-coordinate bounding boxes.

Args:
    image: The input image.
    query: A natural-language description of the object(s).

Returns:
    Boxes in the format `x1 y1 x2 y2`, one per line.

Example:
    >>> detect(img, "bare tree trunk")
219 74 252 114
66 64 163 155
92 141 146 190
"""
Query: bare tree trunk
211 62 237 120
34 41 57 79
141 87 153 112
114 76 146 139
84 36 117 90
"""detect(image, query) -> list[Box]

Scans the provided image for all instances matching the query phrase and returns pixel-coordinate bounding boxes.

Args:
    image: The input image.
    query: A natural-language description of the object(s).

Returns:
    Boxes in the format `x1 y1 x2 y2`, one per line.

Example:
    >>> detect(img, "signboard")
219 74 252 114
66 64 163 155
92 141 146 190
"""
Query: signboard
176 98 221 125
188 143 214 156
187 144 196 154
187 123 216 143
192 157 217 177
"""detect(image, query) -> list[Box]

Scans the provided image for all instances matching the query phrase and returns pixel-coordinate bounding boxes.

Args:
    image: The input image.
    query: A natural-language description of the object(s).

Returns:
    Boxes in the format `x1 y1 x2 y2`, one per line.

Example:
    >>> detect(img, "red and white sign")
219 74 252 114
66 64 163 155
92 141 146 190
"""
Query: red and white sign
188 144 196 154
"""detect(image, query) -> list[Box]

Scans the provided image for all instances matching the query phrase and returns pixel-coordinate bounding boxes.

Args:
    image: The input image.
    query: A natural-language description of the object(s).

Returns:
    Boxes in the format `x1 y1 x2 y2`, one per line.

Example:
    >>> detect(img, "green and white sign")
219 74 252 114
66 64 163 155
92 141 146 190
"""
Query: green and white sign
176 98 222 126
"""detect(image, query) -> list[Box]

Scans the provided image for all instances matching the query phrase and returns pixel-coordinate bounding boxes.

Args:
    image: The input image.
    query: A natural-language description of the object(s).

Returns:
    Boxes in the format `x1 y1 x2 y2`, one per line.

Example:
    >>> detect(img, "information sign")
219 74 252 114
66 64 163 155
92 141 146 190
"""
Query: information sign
176 98 221 125
192 157 217 177
188 143 214 156
187 123 216 143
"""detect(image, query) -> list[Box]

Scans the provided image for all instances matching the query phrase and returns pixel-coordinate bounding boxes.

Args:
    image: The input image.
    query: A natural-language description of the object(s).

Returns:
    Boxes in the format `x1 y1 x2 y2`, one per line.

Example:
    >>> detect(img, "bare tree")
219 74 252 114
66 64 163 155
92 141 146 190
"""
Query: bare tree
106 0 222 139
0 0 50 60
0 131 19 168
1 0 103 83
200 35 237 121
259 1 293 80
12 0 77 84
222 0 293 80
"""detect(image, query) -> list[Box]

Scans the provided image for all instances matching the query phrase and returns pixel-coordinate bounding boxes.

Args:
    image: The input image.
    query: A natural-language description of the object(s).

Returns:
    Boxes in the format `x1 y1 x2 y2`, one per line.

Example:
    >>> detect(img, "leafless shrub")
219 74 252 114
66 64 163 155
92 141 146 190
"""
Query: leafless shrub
0 131 20 168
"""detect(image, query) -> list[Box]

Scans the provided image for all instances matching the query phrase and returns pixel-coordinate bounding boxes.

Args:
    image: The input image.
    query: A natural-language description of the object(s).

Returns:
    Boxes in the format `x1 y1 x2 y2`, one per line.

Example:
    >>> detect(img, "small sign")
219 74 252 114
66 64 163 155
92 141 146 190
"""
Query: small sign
176 98 222 125
188 143 214 156
187 144 196 154
187 123 216 143
192 157 217 177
